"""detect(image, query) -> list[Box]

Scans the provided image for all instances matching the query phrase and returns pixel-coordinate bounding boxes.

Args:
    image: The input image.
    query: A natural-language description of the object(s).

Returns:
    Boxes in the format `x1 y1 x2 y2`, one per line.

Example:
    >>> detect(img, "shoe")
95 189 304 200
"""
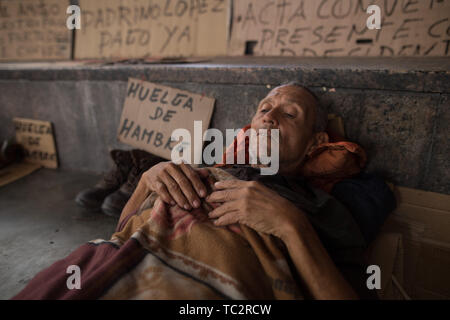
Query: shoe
75 150 133 212
101 150 165 218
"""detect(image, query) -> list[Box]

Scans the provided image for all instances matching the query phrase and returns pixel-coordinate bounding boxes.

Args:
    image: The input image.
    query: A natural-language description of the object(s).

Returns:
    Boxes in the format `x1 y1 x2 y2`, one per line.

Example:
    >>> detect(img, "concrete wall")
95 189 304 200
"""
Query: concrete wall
0 57 448 194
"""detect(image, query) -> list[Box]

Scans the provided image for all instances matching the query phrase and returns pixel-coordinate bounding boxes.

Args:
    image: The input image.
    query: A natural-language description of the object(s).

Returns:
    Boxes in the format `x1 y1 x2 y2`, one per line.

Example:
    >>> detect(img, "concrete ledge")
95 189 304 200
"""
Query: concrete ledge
1 57 449 93
0 57 449 194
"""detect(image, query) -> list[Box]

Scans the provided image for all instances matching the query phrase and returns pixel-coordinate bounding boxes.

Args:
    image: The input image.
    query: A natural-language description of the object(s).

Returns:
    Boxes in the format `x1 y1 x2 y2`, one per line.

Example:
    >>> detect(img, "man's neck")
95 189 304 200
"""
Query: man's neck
278 158 306 176
250 157 306 176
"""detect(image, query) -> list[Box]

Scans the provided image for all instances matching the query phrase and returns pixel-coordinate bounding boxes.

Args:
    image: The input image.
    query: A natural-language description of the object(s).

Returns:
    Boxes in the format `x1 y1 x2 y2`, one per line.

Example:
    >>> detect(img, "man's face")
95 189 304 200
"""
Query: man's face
250 85 318 172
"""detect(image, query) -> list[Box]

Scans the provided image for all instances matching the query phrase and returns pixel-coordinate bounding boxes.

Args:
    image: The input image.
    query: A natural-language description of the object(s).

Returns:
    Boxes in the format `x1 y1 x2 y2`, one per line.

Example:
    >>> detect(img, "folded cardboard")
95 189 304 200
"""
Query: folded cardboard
0 161 41 188
381 186 450 299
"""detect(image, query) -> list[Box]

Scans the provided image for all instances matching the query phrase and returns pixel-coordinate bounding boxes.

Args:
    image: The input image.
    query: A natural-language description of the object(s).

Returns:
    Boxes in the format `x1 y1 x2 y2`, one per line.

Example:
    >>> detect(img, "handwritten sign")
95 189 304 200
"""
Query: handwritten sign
229 0 450 57
13 118 58 169
75 0 229 59
117 78 215 161
0 0 72 61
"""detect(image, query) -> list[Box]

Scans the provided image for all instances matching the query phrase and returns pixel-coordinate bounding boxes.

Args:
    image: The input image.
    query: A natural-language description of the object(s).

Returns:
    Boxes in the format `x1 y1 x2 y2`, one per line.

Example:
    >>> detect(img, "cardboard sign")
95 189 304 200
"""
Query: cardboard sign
75 0 230 60
117 78 215 161
229 0 450 57
0 0 72 61
13 118 58 169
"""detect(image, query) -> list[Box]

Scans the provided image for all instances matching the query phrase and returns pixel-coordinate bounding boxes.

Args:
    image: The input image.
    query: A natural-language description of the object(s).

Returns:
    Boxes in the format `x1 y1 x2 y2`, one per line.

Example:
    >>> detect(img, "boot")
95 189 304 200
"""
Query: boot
75 150 133 212
101 150 165 218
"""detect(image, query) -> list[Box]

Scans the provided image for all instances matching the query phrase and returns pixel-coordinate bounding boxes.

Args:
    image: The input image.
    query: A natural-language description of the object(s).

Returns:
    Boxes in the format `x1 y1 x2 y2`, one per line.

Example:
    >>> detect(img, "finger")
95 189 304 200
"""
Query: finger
195 168 210 178
214 212 240 227
208 200 240 219
154 179 175 206
206 190 240 203
180 163 207 198
214 179 250 190
159 170 191 210
166 163 201 208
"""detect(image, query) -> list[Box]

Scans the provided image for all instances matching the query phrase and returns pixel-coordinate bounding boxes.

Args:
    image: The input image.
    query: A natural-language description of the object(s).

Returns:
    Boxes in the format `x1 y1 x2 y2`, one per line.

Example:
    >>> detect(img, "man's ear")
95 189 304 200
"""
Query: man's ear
315 131 329 145
306 132 329 157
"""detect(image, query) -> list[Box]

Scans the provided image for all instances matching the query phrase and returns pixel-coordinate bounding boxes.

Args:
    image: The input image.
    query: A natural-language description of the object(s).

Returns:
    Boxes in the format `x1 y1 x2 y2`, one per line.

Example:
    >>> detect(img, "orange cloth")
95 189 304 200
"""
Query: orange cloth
216 124 367 193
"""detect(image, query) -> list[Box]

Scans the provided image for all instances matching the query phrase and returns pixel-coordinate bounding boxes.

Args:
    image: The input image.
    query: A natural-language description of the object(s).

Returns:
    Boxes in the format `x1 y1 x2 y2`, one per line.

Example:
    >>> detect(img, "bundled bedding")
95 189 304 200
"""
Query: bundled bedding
12 165 376 300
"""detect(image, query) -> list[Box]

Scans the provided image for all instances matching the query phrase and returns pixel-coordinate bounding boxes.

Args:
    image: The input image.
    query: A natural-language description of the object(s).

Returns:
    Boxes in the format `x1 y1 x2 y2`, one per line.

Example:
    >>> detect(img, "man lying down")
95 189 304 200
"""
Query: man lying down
13 83 395 300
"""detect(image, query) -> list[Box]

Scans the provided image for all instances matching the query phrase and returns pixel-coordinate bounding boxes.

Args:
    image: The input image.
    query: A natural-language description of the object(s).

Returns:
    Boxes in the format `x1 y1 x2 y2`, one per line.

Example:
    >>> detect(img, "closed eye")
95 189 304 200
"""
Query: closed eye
260 105 271 113
259 101 272 113
285 113 295 118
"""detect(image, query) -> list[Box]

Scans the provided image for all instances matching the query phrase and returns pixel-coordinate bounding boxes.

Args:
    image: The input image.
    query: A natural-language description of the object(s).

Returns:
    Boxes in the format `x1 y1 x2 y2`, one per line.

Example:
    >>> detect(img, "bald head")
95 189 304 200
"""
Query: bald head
272 83 327 133
251 83 329 174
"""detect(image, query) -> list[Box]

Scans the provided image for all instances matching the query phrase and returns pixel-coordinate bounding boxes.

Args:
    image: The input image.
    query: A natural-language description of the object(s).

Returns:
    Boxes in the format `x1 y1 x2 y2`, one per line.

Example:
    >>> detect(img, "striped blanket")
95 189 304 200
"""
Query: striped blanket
13 168 308 300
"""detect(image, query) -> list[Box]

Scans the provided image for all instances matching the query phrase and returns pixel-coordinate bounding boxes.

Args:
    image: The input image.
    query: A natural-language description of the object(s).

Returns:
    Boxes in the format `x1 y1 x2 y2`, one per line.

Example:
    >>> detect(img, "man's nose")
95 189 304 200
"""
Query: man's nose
262 109 279 127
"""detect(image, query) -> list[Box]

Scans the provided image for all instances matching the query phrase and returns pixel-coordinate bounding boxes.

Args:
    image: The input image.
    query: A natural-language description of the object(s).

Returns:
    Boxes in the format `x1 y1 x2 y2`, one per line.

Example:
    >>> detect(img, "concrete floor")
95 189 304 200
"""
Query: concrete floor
0 168 117 299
